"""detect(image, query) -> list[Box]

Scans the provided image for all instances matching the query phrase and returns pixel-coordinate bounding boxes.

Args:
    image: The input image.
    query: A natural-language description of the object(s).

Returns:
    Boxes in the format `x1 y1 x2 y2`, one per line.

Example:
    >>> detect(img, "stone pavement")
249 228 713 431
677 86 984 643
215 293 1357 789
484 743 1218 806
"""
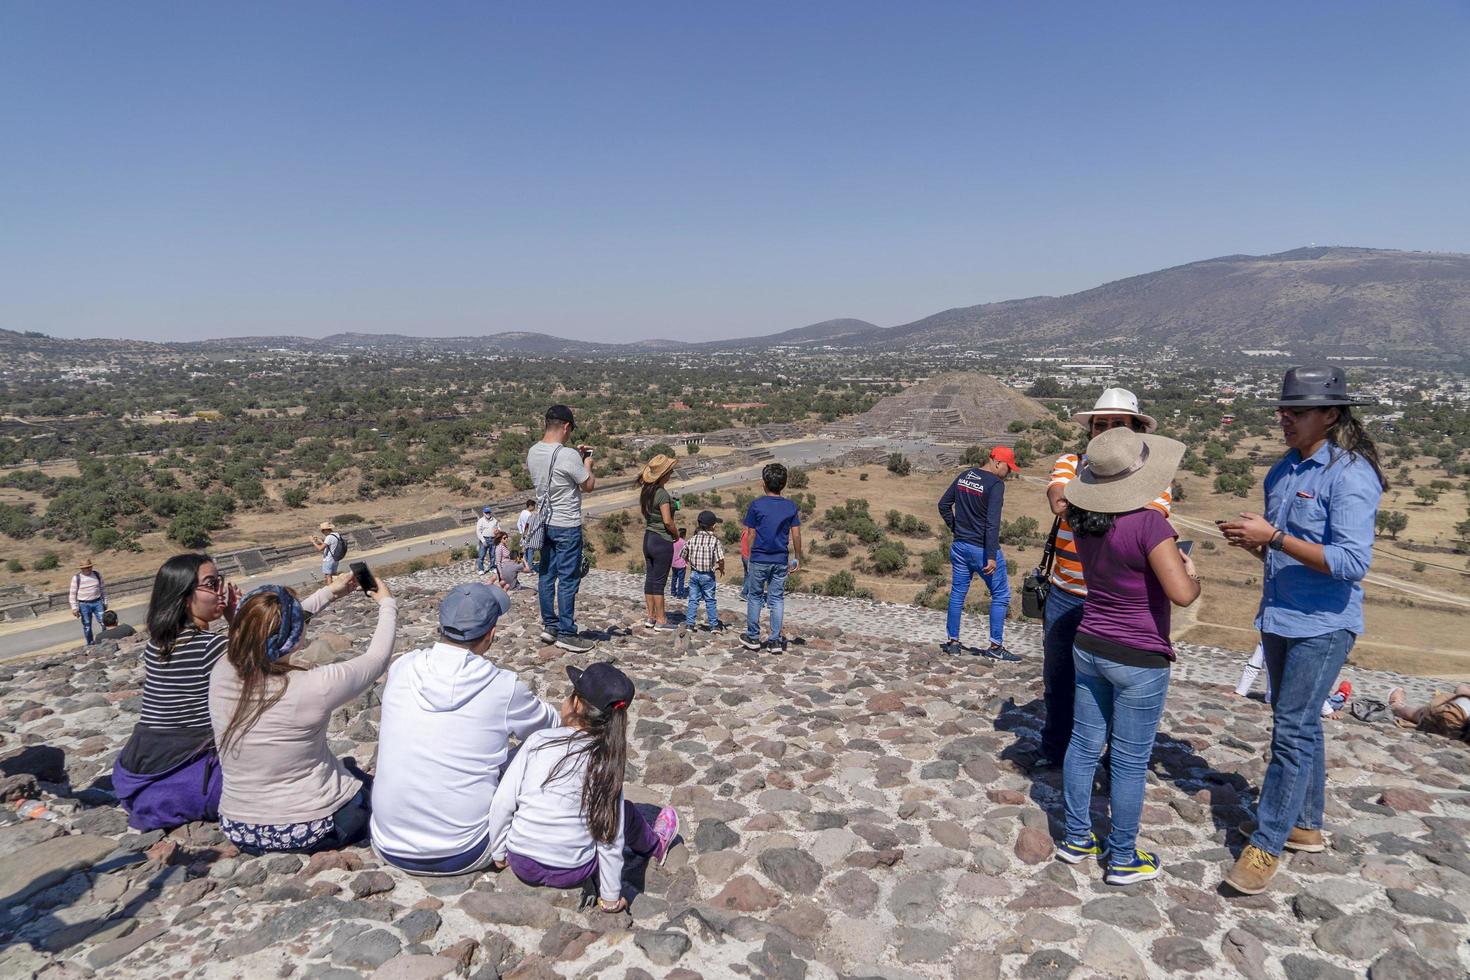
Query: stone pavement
0 559 1466 980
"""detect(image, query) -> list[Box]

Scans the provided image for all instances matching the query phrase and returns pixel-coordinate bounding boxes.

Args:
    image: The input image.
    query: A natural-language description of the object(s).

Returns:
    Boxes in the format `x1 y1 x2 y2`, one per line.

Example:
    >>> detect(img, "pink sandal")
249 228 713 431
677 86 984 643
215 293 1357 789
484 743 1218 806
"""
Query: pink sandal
652 806 680 865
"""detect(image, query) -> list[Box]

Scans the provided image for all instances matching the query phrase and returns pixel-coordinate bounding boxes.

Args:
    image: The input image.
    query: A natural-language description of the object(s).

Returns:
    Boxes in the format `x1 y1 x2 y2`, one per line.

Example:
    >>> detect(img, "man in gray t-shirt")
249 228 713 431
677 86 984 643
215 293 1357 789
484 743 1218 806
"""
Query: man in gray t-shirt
525 404 597 653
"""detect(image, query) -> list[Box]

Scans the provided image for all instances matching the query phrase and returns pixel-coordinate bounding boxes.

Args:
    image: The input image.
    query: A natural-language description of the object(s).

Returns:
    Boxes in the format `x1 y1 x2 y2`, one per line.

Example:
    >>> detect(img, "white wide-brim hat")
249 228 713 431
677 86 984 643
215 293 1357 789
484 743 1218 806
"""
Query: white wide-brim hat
1063 428 1184 514
1071 387 1157 433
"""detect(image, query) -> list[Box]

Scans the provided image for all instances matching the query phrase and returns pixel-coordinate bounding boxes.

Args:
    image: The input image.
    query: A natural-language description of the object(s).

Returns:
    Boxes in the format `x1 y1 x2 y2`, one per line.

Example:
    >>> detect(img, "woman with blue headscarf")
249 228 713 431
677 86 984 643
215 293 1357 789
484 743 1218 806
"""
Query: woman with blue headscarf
208 573 396 853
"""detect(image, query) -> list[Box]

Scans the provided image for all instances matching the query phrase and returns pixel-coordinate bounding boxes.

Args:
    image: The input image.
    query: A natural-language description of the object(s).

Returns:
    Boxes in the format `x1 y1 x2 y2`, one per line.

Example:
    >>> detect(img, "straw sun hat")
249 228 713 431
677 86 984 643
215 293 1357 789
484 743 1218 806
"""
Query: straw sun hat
1062 427 1185 514
639 454 677 484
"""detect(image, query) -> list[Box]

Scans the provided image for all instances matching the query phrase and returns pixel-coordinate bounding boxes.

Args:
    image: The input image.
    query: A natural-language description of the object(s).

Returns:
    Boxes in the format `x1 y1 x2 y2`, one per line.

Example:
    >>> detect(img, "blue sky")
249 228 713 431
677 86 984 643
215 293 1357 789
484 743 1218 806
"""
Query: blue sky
2 2 1468 342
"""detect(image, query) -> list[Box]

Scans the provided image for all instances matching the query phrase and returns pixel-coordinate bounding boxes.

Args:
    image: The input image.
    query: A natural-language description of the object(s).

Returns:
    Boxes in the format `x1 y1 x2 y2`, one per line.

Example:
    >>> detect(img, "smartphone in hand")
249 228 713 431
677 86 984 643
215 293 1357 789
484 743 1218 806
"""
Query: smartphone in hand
349 561 378 595
1178 540 1194 557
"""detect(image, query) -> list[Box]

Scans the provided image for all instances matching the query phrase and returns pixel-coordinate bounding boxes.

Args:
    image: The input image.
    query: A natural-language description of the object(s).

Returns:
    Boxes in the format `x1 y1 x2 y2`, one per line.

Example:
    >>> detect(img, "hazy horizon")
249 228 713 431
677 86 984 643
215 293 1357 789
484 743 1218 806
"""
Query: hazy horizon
3 2 1469 343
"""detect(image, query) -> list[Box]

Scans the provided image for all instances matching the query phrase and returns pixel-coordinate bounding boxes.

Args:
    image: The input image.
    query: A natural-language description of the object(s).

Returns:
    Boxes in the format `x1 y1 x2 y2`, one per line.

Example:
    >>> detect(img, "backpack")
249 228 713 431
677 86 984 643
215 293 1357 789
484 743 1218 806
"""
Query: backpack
521 445 564 553
326 532 348 561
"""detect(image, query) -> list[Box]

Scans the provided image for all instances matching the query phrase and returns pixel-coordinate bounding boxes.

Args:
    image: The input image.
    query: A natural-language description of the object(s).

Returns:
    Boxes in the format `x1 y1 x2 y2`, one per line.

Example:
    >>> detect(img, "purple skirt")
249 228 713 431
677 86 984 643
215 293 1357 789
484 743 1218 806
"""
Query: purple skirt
112 749 222 832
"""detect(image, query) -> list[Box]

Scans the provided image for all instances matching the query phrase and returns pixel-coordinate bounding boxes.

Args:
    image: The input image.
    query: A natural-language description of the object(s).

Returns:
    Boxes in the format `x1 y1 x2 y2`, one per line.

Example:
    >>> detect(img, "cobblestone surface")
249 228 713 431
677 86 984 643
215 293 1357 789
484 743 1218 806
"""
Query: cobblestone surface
0 559 1465 979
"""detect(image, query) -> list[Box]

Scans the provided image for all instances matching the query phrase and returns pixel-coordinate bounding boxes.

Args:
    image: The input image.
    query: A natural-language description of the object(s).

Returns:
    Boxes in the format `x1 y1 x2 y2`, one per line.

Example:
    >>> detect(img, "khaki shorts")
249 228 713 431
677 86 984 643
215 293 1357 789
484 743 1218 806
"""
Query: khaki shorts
1418 692 1470 741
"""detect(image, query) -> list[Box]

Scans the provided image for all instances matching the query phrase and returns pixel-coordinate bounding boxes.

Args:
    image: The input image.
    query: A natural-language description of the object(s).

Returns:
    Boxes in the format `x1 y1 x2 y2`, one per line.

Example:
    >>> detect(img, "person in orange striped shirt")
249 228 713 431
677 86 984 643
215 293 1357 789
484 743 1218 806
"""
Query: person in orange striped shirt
1037 388 1173 767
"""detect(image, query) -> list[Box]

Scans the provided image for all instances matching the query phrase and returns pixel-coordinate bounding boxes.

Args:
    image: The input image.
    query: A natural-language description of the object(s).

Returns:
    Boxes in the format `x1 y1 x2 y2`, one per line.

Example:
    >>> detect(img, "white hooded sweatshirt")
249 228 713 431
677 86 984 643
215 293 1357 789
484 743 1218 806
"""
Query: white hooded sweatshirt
369 641 559 860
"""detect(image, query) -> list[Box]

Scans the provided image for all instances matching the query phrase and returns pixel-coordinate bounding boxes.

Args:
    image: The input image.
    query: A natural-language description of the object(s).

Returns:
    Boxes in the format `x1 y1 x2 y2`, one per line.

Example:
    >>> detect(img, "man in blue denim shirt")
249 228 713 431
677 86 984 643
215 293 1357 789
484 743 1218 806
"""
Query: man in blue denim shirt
1220 366 1385 895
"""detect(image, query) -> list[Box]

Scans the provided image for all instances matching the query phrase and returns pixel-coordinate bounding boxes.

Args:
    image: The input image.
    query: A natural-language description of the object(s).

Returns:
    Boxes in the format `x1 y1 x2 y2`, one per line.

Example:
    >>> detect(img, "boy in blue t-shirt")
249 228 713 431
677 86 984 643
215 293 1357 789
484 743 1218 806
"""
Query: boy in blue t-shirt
740 463 804 652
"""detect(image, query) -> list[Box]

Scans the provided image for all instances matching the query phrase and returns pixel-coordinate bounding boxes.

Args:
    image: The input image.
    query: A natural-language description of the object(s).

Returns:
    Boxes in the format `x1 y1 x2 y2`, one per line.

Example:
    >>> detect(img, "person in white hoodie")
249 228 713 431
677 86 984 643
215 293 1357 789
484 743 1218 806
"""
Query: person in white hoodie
485 662 680 912
369 582 559 875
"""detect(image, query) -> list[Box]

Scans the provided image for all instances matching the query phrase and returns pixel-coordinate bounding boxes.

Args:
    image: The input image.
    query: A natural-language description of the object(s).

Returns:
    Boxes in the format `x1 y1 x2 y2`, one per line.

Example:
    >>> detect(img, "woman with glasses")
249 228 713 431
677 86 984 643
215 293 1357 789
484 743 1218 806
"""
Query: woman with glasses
1221 366 1385 895
112 554 241 831
1036 388 1174 768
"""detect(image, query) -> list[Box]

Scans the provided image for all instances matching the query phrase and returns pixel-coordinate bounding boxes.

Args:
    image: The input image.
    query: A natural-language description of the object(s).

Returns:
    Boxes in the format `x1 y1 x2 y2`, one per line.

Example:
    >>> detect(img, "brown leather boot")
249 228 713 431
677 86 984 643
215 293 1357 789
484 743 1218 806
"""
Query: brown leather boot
1285 827 1325 853
1225 845 1281 895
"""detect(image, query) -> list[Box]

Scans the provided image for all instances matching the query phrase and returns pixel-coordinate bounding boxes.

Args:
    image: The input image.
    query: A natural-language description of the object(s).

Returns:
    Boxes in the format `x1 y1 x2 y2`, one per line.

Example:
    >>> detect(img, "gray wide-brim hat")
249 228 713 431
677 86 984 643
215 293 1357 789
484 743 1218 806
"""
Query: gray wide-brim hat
1063 428 1185 514
1267 365 1372 408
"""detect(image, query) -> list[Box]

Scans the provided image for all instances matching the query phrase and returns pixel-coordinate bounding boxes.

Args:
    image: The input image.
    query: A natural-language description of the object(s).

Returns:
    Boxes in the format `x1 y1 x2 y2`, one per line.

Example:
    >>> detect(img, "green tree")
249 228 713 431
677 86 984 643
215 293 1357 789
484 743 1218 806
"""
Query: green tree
886 453 912 477
1376 510 1408 540
1414 486 1440 506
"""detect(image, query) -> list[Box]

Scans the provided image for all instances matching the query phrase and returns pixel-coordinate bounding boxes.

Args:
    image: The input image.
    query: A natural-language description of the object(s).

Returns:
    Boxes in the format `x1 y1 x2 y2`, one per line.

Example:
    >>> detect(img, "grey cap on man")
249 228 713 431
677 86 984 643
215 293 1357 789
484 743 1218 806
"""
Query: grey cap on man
439 583 511 642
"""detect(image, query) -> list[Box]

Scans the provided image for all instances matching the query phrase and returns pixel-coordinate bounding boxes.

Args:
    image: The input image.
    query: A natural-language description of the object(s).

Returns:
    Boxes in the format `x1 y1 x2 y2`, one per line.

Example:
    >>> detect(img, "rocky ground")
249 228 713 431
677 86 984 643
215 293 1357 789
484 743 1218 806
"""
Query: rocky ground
0 562 1467 980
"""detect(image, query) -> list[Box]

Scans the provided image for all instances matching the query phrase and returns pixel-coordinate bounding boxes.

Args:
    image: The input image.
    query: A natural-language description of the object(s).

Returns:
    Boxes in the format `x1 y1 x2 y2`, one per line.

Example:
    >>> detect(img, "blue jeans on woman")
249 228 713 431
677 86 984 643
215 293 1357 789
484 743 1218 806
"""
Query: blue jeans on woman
946 542 1009 645
1249 629 1354 856
1040 586 1086 761
684 570 719 627
744 561 788 642
1063 646 1170 858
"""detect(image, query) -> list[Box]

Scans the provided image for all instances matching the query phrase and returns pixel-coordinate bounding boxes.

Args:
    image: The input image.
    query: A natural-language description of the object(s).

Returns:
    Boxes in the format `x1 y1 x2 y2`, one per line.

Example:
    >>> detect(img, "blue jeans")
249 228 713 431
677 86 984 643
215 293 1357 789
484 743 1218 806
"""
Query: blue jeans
739 557 750 600
1250 629 1354 856
684 570 719 627
476 539 492 573
946 542 1010 646
1063 646 1170 858
78 598 106 645
536 524 584 636
1040 586 1086 760
670 566 686 598
744 561 788 641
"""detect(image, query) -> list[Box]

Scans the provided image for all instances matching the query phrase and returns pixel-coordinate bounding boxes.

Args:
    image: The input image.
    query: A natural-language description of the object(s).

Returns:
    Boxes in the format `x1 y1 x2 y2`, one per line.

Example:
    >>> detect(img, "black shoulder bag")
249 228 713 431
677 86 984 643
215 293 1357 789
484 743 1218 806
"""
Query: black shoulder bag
1021 517 1062 620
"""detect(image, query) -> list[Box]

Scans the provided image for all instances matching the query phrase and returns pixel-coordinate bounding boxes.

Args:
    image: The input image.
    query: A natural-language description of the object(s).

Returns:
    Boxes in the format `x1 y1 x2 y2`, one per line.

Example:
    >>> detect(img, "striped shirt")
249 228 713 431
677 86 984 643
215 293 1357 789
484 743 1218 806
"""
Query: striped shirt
682 530 725 573
1048 452 1172 597
139 629 229 730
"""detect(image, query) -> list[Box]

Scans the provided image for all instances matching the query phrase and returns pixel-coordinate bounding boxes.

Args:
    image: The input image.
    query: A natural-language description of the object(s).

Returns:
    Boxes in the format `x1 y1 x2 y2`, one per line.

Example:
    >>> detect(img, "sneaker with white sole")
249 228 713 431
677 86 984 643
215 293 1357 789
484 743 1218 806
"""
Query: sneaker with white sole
1105 848 1162 885
739 635 762 651
554 634 595 654
652 806 680 864
1055 832 1103 865
539 630 556 645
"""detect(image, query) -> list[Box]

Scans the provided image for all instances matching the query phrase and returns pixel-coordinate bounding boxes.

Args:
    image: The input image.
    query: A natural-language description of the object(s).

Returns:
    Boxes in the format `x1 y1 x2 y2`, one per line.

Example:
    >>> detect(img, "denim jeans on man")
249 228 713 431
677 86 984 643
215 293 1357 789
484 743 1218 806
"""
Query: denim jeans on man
946 542 1010 646
1063 646 1170 858
1249 629 1354 856
744 561 788 641
1040 586 1086 760
684 570 719 628
537 524 584 636
78 598 106 645
476 539 492 574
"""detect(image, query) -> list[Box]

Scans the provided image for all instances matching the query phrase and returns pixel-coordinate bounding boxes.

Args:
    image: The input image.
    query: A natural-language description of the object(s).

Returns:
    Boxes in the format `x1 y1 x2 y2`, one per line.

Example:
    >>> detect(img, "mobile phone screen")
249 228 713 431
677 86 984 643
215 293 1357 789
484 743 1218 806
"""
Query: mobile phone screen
350 561 377 593
1178 540 1194 556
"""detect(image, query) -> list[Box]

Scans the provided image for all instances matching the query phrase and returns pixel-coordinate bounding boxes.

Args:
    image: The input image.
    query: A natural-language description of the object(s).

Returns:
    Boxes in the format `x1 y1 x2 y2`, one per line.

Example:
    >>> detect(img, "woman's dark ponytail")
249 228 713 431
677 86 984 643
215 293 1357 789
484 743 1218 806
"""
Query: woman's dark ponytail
1327 407 1388 491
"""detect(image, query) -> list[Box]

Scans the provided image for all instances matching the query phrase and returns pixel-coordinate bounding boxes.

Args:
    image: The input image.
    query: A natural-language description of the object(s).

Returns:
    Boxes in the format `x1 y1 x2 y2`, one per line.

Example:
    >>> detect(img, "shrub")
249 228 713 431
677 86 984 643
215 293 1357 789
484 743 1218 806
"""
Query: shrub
647 443 676 459
886 510 931 536
788 469 810 489
6 558 23 573
859 472 869 482
0 502 37 540
826 540 850 559
89 527 121 552
331 513 366 525
886 453 912 477
961 445 988 466
1000 516 1040 546
1413 561 1427 573
870 538 909 574
168 512 213 548
602 510 631 531
721 521 741 546
819 570 872 599
34 552 60 571
686 442 700 455
1012 440 1034 467
601 525 627 554
282 486 309 509
921 550 944 577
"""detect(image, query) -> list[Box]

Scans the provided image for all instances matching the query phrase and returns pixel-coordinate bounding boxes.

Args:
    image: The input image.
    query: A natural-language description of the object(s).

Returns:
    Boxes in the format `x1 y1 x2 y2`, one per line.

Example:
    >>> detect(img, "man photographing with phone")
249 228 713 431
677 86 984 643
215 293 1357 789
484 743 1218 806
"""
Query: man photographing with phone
525 405 597 654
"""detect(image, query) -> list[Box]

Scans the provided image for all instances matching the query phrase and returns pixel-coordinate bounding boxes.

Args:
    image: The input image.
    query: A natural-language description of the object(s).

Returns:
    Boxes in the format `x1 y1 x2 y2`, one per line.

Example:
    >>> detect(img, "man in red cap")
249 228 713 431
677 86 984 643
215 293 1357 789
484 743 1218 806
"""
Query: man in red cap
937 446 1020 660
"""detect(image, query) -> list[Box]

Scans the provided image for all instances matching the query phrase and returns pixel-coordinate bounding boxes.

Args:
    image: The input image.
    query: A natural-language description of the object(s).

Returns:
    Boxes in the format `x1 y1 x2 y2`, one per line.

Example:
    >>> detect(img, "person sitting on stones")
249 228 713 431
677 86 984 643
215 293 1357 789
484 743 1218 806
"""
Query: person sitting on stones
112 553 240 832
370 583 559 875
1053 427 1199 886
1389 684 1470 742
208 574 396 854
485 662 680 913
95 608 138 642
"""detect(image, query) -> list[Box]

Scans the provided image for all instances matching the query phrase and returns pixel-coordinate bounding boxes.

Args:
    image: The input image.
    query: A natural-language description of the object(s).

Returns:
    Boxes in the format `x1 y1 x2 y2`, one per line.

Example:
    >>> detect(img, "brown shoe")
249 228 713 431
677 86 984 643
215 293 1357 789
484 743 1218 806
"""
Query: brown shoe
1285 827 1325 853
1225 845 1281 895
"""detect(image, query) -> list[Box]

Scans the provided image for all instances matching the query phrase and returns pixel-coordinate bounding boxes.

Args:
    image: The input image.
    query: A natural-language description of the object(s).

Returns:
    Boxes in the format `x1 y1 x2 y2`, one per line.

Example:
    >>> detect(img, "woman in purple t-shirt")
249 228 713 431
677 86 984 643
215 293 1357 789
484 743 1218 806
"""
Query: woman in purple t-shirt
1055 427 1200 886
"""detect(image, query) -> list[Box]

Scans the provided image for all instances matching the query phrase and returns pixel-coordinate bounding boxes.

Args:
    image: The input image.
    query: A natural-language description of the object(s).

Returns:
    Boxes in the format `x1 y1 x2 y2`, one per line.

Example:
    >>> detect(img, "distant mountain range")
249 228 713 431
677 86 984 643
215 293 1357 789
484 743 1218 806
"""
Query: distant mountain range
5 247 1469 358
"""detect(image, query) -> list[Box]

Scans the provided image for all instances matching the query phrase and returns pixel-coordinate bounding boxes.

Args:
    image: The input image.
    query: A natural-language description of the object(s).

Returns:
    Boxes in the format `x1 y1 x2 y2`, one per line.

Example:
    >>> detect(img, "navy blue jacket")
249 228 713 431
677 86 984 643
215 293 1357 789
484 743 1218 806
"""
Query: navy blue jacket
938 467 1005 555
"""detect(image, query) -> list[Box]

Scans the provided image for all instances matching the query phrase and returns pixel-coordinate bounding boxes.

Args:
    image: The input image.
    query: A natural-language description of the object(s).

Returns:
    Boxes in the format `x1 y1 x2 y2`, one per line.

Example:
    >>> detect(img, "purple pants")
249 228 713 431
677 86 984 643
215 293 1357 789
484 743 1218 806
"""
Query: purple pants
507 801 658 888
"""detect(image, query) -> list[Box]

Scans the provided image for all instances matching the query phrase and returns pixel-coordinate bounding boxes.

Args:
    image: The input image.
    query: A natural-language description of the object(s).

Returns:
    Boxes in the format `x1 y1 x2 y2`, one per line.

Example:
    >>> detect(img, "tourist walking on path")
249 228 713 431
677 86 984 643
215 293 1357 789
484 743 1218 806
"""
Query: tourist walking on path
638 454 680 630
740 463 803 653
1220 366 1385 895
670 527 689 599
311 522 346 585
1054 427 1198 885
527 405 597 653
485 662 681 912
209 573 396 854
70 558 107 645
476 507 501 574
371 583 560 874
683 510 727 630
112 554 241 831
937 446 1019 660
1038 388 1172 767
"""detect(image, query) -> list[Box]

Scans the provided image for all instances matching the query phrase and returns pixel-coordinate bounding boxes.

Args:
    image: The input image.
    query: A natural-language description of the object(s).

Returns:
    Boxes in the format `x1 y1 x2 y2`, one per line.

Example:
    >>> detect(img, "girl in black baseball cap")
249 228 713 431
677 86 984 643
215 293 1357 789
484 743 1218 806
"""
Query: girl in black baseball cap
484 662 680 912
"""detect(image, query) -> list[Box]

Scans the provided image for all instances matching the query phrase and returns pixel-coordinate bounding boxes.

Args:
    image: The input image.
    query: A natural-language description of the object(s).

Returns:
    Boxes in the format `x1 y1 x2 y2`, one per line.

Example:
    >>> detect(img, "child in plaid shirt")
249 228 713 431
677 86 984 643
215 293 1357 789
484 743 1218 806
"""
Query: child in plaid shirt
682 511 726 630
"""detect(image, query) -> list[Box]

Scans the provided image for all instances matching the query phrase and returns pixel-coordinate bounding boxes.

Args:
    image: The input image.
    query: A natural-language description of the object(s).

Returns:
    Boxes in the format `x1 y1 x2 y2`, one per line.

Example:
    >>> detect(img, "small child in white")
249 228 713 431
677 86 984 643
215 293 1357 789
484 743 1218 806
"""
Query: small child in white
486 662 679 912
1235 642 1351 718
